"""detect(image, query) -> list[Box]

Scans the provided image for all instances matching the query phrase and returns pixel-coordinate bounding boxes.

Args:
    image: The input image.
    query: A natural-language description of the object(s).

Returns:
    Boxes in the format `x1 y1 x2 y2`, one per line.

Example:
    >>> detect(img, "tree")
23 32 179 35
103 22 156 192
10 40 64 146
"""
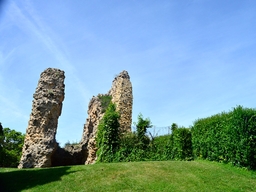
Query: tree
96 102 120 162
0 123 4 164
134 113 152 149
0 127 25 167
171 123 178 133
0 123 4 144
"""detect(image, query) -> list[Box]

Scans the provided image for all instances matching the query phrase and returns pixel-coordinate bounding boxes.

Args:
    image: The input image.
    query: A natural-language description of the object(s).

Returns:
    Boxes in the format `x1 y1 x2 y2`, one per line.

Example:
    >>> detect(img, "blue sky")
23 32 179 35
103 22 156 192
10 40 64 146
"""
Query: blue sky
0 0 256 146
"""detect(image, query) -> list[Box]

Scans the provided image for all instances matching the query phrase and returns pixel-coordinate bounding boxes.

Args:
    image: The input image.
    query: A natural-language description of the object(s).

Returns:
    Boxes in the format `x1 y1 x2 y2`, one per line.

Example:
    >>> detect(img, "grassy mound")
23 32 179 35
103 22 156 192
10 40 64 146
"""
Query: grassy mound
0 160 255 192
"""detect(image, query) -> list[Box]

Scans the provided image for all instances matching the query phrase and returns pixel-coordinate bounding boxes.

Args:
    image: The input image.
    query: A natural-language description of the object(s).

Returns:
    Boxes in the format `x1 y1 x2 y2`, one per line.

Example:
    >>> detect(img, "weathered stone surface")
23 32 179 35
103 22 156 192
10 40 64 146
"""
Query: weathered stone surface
85 137 97 164
109 70 133 133
80 96 104 164
18 68 65 168
81 70 133 164
19 69 133 167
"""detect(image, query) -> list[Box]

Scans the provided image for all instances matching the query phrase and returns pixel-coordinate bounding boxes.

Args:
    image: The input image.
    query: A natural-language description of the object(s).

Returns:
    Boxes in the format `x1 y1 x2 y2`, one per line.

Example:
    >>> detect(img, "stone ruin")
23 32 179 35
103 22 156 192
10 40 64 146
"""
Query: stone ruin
18 68 65 168
18 68 133 168
82 70 133 164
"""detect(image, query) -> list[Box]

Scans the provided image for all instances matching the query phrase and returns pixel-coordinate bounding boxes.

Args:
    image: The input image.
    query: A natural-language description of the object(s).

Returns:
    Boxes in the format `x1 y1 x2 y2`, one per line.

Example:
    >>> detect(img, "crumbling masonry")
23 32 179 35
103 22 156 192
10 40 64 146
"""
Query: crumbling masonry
81 70 133 164
18 68 65 168
18 69 133 168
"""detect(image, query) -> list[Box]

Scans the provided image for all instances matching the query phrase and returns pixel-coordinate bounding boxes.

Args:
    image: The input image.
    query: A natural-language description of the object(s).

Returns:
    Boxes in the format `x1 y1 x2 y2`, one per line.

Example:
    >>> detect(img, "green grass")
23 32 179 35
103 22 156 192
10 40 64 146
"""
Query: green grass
0 160 255 192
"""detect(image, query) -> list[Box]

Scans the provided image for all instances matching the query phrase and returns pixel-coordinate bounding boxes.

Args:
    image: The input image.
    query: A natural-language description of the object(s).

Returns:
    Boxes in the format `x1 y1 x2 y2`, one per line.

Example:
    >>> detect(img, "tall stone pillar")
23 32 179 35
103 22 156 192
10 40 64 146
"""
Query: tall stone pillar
109 70 133 133
18 68 65 168
81 70 133 164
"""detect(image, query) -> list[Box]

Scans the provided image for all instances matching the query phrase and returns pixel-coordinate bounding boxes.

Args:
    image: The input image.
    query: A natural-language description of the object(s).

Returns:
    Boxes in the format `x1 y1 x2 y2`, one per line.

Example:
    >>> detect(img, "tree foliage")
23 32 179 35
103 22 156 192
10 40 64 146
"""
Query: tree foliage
95 104 255 170
0 126 25 167
135 113 152 149
170 127 192 160
0 123 4 146
148 124 192 161
171 123 178 132
0 123 4 165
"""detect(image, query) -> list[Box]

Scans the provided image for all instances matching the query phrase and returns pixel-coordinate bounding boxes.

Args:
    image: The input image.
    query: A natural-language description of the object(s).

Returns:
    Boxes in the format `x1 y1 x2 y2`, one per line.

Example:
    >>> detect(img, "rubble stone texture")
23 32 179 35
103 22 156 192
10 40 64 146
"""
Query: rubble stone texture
81 70 133 164
109 70 133 133
80 96 104 164
18 68 65 168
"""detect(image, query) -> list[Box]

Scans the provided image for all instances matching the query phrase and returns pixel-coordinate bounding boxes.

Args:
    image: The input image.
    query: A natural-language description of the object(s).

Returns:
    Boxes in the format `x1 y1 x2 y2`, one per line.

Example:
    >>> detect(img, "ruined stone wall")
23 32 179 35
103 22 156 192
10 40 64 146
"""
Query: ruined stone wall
81 70 133 164
109 70 133 133
18 68 65 168
51 96 104 166
19 69 133 167
80 96 104 164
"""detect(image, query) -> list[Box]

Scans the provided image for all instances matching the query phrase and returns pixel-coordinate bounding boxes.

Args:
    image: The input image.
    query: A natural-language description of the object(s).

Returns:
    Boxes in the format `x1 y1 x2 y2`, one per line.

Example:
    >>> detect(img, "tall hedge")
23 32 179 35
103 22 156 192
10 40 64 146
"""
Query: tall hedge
170 127 193 160
147 126 193 161
192 106 256 169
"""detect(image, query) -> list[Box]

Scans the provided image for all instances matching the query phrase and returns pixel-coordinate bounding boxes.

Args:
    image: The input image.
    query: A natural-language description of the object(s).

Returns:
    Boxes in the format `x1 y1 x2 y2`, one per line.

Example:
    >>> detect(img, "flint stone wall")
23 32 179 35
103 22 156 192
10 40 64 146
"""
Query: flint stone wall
81 70 133 164
19 69 133 167
18 68 65 168
109 70 133 133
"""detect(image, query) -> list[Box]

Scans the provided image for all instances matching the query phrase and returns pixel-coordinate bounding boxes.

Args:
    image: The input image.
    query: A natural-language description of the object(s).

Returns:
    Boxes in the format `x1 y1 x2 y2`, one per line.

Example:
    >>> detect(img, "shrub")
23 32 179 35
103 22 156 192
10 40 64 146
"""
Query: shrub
192 106 256 169
148 135 172 161
115 122 193 162
134 113 152 149
113 114 152 162
171 127 193 160
115 132 147 162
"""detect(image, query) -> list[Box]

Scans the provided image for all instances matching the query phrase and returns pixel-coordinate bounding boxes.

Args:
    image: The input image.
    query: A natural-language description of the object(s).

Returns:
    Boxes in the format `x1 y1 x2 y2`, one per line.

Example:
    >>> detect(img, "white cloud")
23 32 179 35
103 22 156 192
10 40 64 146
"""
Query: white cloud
6 0 90 101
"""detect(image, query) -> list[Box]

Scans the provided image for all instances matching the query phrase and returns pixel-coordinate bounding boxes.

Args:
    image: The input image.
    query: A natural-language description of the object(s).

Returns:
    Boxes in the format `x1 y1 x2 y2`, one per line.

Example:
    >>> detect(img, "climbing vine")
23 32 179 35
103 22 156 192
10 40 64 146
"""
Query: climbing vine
96 102 120 162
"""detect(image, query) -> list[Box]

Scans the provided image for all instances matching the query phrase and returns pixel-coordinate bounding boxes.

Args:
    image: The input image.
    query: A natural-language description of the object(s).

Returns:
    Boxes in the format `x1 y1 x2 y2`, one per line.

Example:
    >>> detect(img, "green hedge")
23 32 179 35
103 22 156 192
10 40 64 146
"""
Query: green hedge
171 128 193 160
192 106 256 169
149 135 172 161
114 127 193 162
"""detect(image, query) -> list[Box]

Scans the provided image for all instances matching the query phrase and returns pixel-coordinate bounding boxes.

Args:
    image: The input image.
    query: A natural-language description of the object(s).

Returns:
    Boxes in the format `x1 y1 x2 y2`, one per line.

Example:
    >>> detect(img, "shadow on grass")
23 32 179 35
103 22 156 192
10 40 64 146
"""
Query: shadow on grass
0 166 73 192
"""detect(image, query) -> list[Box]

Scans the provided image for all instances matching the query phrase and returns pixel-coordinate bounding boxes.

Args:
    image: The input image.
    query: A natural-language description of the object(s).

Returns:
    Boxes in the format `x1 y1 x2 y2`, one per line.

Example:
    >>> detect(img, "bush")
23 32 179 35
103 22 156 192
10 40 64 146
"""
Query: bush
170 127 193 160
115 132 147 162
192 106 256 169
134 113 152 149
96 111 193 163
148 135 172 161
149 127 193 161
115 121 193 162
112 114 152 162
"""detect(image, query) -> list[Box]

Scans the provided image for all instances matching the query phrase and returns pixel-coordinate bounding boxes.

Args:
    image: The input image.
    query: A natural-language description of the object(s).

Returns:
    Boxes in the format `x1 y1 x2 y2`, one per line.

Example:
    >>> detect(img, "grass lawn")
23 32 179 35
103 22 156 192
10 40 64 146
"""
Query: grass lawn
0 160 255 192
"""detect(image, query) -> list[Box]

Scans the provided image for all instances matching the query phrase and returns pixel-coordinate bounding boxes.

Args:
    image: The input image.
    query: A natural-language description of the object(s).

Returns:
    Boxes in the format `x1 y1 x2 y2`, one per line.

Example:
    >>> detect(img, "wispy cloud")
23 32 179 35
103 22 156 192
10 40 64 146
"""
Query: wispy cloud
7 0 90 103
0 47 17 68
0 46 28 124
0 94 28 122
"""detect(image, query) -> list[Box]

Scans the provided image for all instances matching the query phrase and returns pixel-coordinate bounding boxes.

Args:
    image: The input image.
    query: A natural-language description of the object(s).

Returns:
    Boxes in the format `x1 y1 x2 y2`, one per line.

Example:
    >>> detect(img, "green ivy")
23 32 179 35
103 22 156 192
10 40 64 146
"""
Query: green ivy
96 102 120 162
98 94 112 113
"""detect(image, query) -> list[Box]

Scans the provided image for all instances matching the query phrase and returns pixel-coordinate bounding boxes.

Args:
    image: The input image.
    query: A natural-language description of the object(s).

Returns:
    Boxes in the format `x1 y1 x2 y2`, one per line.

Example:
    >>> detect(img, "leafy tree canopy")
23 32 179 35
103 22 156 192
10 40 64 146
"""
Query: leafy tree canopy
0 126 25 167
134 113 152 148
0 122 4 145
